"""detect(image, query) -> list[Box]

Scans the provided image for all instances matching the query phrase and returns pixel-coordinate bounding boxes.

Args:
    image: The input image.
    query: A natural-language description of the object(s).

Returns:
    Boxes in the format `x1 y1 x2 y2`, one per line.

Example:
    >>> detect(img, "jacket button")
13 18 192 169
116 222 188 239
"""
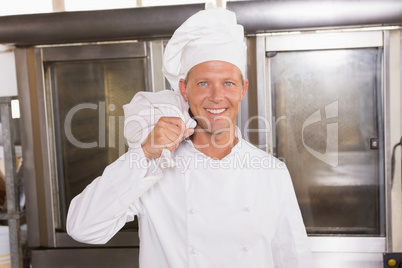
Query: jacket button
189 208 197 214
244 206 251 212
243 246 250 252
191 248 198 254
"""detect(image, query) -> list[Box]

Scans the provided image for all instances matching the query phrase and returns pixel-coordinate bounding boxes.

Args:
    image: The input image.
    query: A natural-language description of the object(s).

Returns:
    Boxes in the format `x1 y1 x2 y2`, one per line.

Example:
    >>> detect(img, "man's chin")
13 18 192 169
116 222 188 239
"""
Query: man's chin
196 125 233 135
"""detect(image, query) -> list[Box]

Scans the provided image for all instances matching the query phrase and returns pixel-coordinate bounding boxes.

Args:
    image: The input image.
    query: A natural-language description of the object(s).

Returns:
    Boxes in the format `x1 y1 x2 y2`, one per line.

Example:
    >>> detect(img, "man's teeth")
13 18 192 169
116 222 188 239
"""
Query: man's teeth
206 108 226 114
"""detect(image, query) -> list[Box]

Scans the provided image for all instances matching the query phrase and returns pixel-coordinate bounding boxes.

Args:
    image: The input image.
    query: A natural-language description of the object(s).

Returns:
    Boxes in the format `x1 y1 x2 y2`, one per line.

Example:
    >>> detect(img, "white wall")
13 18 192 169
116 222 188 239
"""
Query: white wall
0 0 52 16
0 0 216 15
0 46 18 97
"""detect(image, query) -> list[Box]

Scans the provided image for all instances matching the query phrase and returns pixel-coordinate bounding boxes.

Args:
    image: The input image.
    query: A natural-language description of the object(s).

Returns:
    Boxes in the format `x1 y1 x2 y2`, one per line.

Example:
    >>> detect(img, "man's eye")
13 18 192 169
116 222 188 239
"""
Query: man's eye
198 82 207 86
224 82 234 86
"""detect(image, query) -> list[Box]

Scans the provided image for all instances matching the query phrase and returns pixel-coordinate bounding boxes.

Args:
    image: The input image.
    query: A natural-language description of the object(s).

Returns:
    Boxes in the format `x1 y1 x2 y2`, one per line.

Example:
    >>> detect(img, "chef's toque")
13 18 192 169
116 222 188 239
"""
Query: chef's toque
162 8 247 91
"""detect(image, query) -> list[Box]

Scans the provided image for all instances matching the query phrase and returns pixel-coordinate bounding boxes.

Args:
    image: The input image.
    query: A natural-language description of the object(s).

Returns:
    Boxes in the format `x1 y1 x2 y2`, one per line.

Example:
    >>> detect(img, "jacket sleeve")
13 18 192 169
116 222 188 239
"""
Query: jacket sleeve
271 167 314 268
66 146 163 244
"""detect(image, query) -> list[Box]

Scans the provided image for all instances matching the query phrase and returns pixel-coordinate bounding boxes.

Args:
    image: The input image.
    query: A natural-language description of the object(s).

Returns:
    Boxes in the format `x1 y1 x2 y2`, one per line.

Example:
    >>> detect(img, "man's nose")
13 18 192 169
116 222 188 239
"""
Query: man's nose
209 85 224 102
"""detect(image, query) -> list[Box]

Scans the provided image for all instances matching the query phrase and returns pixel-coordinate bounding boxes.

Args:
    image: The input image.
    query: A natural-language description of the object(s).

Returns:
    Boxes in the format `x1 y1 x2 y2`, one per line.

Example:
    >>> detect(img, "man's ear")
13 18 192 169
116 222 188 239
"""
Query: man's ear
241 79 249 99
179 78 188 101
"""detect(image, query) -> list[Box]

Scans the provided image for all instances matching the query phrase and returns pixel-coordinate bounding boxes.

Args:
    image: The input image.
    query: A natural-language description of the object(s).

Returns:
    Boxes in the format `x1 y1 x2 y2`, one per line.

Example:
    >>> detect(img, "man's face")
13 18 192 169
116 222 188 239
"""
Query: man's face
179 60 248 134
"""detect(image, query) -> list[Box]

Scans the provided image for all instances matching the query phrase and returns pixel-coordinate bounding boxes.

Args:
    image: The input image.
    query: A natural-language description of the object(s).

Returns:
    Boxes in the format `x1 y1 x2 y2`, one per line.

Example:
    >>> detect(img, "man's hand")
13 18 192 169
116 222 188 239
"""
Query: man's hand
141 117 194 160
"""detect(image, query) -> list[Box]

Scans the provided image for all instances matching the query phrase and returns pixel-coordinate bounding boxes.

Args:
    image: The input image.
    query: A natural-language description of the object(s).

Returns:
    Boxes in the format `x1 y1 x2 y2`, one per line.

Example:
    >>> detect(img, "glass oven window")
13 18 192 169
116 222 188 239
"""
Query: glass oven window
270 48 384 236
47 58 146 231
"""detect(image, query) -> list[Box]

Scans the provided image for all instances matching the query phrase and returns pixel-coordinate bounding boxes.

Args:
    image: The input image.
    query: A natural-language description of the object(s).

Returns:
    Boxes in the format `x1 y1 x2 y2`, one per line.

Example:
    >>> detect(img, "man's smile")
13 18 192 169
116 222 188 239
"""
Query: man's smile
205 108 227 114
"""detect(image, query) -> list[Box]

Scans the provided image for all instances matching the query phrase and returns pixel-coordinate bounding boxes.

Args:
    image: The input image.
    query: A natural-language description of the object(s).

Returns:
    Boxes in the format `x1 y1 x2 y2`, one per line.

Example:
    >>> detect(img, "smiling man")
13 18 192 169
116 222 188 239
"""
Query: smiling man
67 8 312 268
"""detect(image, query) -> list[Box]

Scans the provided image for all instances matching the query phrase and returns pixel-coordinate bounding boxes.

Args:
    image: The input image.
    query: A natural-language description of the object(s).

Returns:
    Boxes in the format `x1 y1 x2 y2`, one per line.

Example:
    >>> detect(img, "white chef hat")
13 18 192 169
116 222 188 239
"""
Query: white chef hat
162 8 247 91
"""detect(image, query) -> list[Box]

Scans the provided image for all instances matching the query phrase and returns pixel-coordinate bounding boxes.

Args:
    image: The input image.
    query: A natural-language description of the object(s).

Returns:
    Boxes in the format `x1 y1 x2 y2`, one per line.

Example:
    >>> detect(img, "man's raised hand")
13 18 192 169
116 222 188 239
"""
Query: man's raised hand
141 117 194 160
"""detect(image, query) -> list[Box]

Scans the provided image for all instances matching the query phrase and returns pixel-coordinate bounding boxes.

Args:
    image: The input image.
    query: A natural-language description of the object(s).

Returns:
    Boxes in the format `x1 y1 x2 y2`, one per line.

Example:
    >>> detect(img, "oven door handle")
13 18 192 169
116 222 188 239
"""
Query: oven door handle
391 136 402 187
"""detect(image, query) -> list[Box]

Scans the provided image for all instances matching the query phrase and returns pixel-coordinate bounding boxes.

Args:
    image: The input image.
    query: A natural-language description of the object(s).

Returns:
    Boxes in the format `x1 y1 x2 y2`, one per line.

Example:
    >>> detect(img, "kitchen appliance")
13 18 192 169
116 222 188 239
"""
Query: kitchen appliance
16 40 165 267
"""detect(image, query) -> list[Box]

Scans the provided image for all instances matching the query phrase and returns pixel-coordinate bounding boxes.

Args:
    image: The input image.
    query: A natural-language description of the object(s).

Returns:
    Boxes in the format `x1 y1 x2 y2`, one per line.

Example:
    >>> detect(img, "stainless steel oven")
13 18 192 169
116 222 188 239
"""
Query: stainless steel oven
239 29 399 267
16 40 165 267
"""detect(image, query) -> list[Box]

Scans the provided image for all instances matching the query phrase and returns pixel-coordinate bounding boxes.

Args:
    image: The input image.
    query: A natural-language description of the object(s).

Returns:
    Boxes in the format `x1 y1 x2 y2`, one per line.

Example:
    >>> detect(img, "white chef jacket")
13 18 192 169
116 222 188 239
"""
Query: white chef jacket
67 129 312 268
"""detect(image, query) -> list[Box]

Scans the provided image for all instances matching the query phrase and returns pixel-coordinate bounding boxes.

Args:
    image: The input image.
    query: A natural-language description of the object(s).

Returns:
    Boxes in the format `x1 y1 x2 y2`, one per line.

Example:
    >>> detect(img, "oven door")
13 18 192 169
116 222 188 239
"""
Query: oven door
251 30 390 267
17 40 166 249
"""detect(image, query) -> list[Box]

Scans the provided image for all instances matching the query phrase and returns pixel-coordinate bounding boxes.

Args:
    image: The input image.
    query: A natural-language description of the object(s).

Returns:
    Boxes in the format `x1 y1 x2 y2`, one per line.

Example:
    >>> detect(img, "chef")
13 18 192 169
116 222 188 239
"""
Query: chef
67 8 313 268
